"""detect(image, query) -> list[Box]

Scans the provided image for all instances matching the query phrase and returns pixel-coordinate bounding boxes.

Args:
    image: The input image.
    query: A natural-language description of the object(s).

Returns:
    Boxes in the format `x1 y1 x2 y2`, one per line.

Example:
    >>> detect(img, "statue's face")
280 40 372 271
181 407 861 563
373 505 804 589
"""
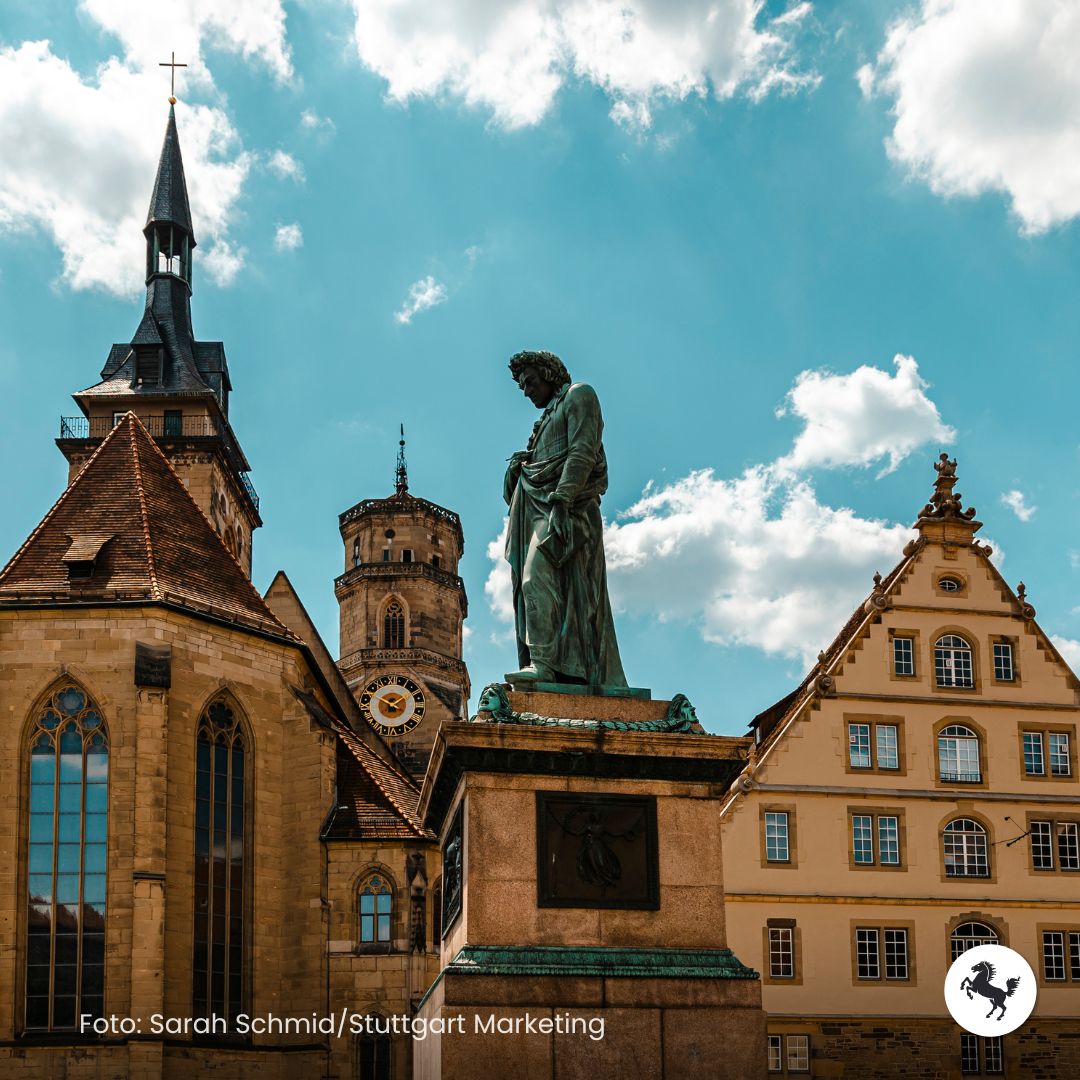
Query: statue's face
517 364 556 409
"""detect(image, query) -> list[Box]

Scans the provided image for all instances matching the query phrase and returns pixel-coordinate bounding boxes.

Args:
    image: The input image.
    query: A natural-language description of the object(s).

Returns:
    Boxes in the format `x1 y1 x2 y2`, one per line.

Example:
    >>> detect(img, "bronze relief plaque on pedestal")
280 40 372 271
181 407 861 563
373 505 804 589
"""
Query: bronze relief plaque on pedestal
536 792 659 909
441 802 464 937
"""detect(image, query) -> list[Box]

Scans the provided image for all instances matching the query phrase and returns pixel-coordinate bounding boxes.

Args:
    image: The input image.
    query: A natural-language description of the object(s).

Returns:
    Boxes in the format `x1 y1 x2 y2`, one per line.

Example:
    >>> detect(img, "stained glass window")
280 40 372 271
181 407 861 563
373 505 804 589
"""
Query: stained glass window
25 684 108 1030
193 698 246 1022
360 875 393 943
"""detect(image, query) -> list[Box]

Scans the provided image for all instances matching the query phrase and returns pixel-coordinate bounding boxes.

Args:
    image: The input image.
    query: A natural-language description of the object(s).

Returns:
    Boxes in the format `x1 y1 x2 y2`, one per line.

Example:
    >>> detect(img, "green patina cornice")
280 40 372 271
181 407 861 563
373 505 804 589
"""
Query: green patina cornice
445 945 759 980
473 683 704 733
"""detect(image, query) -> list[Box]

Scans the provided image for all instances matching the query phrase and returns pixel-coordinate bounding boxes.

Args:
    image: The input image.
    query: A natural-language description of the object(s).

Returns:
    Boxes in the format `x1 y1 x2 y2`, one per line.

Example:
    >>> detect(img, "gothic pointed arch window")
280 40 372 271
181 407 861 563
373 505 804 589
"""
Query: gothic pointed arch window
193 697 247 1022
24 683 108 1031
356 1019 393 1080
359 873 393 944
383 599 406 649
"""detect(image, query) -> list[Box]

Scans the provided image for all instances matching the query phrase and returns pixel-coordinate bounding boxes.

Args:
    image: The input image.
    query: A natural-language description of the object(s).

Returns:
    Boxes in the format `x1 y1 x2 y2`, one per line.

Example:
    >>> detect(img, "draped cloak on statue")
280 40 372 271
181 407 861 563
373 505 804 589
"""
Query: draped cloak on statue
503 382 628 688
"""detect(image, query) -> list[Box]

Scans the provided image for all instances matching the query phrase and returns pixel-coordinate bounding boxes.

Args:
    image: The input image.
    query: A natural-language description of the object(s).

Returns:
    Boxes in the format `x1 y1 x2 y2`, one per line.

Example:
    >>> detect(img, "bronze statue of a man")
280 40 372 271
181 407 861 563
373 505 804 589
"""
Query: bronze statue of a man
503 350 628 689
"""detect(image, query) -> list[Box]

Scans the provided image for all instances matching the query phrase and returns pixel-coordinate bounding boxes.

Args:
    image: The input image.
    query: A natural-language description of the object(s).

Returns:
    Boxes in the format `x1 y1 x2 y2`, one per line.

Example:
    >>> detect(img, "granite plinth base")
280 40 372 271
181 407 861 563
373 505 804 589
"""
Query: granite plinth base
413 947 766 1080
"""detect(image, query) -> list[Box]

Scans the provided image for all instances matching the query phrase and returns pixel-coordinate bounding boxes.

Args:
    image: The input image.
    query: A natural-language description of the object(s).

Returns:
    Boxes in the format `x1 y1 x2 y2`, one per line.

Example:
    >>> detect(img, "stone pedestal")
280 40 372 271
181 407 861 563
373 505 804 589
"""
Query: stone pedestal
414 688 766 1080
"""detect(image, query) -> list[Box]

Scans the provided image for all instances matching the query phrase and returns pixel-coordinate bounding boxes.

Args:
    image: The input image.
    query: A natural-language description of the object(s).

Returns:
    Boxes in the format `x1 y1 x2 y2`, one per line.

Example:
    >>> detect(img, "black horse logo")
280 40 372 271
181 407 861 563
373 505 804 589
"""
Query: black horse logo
960 960 1021 1020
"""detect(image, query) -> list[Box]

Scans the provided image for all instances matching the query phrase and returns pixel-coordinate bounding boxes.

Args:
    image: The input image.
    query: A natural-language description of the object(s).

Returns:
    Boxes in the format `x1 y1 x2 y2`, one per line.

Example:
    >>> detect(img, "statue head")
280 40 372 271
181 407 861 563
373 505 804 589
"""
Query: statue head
509 350 571 409
476 682 511 719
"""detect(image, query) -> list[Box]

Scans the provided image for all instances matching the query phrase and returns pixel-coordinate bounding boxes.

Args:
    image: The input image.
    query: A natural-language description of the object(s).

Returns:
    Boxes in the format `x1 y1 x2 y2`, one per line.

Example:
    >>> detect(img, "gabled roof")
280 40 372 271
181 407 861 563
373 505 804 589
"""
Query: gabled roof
264 571 428 840
323 725 430 840
0 413 292 640
146 104 194 240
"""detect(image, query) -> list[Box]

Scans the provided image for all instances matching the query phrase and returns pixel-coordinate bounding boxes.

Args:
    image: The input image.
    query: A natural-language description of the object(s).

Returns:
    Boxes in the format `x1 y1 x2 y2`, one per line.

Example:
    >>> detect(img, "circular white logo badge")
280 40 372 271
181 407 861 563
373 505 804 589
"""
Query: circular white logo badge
944 944 1037 1035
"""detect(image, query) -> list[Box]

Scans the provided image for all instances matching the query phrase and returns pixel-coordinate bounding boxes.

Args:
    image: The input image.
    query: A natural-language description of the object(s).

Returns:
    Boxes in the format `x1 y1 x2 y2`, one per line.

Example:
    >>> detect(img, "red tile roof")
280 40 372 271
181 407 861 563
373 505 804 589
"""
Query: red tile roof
0 412 293 640
324 725 429 840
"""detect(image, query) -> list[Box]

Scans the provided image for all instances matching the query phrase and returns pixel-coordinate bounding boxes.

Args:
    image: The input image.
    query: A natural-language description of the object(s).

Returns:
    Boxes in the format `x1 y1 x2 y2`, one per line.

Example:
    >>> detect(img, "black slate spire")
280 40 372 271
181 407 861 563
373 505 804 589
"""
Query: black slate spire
145 104 195 242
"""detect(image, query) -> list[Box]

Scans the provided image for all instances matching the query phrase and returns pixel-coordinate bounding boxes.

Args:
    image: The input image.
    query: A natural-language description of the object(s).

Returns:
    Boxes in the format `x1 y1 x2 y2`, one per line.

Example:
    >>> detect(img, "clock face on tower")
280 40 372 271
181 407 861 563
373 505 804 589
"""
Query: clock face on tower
358 674 426 738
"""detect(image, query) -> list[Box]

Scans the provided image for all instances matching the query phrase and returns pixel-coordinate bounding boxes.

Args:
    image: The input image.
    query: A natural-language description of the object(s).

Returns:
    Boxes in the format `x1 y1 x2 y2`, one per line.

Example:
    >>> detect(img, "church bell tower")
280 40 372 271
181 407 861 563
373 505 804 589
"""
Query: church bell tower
56 104 261 571
335 430 469 778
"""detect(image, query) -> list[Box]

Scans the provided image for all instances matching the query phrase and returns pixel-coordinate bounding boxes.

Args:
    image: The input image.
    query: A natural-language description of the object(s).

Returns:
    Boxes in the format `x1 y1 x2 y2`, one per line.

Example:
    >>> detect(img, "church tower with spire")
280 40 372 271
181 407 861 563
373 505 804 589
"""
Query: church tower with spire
57 104 261 571
335 429 469 778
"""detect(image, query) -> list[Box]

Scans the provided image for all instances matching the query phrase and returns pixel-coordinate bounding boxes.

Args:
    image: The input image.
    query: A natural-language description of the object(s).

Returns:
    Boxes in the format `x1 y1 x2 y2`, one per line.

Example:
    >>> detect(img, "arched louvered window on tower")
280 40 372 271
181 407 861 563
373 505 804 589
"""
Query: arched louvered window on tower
25 684 108 1031
383 600 406 649
193 698 247 1022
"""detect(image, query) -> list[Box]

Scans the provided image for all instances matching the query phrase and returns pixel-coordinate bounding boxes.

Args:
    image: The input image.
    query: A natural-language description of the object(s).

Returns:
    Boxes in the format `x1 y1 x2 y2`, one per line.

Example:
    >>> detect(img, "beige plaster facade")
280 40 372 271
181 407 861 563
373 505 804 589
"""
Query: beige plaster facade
721 463 1080 1078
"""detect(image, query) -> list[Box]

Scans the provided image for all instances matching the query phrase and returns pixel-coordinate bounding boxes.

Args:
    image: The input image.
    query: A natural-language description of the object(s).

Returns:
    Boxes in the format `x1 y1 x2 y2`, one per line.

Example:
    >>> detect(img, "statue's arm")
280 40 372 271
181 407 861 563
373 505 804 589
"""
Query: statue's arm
503 450 529 505
553 384 602 504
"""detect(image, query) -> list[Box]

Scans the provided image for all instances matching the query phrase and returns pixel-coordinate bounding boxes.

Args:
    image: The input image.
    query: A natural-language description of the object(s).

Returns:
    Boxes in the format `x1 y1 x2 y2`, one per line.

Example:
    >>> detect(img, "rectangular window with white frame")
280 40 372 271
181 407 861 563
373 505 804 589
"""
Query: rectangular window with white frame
1031 820 1055 870
856 928 880 979
1024 731 1045 775
850 811 902 867
768 926 794 979
764 812 790 863
786 1035 809 1073
766 1034 810 1075
1022 728 1073 779
992 641 1014 681
893 636 915 676
847 719 901 771
856 926 910 981
767 1035 782 1073
962 1033 1004 1075
1041 929 1080 982
1050 733 1071 776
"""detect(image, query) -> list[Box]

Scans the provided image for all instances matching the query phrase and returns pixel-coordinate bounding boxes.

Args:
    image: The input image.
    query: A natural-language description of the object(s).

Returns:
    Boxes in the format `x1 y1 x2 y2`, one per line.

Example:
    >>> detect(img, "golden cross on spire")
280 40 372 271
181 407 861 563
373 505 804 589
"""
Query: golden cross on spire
159 52 187 104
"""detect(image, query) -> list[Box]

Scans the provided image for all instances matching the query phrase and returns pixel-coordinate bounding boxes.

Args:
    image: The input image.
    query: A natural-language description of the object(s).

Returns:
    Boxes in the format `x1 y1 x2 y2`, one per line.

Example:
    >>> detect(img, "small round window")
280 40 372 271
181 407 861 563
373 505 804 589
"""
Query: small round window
939 576 962 592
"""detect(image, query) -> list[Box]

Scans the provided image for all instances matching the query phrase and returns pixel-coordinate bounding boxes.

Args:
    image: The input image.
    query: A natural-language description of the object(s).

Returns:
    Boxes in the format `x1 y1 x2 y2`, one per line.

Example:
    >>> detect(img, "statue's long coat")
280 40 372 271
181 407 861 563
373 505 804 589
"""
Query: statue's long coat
503 382 627 688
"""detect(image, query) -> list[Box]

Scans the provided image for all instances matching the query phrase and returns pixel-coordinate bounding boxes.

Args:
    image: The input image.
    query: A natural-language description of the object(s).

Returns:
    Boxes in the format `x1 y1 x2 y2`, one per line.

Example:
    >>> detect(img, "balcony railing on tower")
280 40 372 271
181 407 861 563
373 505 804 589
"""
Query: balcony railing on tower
59 414 259 513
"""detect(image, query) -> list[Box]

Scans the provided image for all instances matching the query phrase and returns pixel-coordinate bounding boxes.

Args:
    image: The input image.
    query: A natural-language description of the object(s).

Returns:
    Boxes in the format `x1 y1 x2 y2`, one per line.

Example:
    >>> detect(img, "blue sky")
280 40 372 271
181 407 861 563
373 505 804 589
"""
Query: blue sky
2 0 1080 733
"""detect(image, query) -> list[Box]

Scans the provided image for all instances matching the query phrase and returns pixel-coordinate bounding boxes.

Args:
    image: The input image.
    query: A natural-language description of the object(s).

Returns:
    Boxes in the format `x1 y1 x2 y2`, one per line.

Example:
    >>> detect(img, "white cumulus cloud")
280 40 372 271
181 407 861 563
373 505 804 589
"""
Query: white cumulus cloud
300 108 336 139
485 355 955 664
267 149 304 182
273 222 303 251
775 354 955 476
394 275 447 325
0 42 250 294
80 0 292 82
1052 636 1080 676
605 467 912 662
861 0 1080 234
1000 489 1036 522
350 0 818 131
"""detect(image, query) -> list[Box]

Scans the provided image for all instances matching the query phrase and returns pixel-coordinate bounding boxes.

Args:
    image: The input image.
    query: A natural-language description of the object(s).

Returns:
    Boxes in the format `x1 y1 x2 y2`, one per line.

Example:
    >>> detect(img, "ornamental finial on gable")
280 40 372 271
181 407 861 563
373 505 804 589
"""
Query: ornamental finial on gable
914 453 982 541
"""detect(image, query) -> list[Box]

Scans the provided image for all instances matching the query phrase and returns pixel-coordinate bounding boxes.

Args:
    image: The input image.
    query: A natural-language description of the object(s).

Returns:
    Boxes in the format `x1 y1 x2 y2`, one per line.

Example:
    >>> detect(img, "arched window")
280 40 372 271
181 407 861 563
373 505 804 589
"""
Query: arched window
359 874 393 943
935 634 974 688
357 1025 392 1080
944 819 990 878
25 683 108 1031
938 724 981 783
193 698 247 1022
383 600 406 649
950 922 999 961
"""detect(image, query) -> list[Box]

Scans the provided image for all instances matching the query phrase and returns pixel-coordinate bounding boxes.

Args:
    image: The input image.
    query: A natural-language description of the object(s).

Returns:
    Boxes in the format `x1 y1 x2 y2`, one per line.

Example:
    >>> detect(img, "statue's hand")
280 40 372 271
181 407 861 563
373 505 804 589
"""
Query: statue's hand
549 499 568 541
